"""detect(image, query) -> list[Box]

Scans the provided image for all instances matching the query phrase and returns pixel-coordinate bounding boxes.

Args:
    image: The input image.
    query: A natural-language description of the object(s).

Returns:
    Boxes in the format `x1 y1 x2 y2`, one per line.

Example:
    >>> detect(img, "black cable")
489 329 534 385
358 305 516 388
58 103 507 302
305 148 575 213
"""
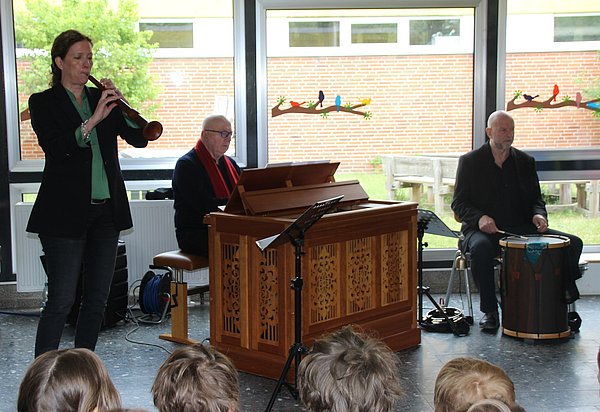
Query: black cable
120 279 173 354
124 314 172 354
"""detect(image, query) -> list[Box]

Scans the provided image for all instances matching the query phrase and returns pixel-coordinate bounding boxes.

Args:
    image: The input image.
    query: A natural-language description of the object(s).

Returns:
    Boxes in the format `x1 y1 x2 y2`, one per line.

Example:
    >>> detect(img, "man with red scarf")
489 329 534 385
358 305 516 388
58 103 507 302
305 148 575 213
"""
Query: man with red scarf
172 114 240 257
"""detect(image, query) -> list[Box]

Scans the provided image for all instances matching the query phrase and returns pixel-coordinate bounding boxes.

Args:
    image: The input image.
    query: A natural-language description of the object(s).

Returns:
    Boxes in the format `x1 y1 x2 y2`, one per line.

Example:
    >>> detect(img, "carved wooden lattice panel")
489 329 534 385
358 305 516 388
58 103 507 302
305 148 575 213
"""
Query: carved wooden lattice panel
309 244 339 324
381 231 408 305
258 248 279 344
346 237 374 314
222 243 241 335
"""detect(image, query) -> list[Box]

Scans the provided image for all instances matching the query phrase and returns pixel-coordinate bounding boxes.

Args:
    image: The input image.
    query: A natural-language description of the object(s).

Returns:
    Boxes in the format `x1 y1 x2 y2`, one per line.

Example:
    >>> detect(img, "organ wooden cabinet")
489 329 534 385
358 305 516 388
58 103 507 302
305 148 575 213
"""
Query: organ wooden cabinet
205 162 420 379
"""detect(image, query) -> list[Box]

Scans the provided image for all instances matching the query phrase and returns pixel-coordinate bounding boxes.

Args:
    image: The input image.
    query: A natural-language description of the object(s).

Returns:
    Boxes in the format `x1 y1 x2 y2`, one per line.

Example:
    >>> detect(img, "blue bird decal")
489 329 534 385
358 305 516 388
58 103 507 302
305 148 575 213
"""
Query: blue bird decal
587 102 600 110
335 95 341 112
523 94 538 102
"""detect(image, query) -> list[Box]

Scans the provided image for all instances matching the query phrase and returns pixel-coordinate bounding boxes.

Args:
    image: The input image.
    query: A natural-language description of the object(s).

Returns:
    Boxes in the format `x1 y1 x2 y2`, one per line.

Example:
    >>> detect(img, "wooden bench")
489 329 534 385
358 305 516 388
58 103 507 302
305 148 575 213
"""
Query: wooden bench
152 249 209 345
382 154 458 214
539 180 588 211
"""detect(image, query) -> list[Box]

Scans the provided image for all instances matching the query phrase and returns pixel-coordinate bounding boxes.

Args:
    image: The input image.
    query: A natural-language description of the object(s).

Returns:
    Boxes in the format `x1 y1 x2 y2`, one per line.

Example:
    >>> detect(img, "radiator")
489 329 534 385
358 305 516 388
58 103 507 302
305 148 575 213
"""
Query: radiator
14 203 42 292
14 200 208 292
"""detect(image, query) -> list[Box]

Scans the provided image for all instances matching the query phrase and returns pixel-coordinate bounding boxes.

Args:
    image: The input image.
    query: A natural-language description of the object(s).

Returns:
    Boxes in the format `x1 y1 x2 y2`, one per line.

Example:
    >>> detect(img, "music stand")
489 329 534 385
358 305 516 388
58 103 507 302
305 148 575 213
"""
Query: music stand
258 195 344 412
417 209 467 336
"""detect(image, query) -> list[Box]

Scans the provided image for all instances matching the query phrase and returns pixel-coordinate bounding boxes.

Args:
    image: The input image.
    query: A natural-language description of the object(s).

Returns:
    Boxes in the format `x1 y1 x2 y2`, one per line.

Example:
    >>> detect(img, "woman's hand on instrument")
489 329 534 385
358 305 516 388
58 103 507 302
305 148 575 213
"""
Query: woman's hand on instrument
99 78 126 101
479 214 498 234
533 215 548 232
87 87 120 130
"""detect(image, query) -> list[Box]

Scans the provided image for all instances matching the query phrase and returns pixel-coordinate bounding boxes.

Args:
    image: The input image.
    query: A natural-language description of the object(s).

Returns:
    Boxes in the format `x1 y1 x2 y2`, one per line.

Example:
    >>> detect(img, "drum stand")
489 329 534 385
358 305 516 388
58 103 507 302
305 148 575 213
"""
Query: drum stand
257 196 344 412
417 209 469 336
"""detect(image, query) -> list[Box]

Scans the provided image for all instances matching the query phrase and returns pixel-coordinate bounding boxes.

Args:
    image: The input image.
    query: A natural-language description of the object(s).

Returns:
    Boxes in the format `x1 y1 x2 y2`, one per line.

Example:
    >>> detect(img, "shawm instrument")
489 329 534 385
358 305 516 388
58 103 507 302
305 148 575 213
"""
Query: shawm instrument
88 75 162 141
204 161 420 379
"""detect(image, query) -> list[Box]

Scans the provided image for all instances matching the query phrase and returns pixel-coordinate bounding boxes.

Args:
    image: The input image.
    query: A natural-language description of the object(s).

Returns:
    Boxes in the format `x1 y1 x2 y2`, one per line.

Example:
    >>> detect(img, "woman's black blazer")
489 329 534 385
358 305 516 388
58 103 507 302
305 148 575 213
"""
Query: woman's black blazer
26 84 148 237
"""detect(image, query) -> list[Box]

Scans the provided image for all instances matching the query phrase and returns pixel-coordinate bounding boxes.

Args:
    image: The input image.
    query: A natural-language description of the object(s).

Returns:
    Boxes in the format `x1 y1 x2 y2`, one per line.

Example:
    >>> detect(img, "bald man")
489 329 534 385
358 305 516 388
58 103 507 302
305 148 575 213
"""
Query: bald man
451 110 582 331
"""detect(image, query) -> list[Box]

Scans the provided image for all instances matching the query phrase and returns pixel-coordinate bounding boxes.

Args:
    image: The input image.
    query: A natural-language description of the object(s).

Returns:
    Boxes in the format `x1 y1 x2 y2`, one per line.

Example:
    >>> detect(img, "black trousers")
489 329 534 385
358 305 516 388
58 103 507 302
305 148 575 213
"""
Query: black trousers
176 228 209 258
36 202 119 357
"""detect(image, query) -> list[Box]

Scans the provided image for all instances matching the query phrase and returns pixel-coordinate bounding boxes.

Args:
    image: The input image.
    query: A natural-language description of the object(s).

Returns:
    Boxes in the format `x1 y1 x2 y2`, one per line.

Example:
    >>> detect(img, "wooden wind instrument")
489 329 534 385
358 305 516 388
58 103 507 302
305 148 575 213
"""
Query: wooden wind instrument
88 75 162 141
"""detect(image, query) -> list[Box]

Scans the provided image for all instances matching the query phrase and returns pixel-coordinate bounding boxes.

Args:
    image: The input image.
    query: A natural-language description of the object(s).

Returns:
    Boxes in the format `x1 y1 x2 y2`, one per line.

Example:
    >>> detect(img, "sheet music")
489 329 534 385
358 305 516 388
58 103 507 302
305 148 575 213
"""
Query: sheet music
256 195 344 251
417 209 459 238
255 234 280 251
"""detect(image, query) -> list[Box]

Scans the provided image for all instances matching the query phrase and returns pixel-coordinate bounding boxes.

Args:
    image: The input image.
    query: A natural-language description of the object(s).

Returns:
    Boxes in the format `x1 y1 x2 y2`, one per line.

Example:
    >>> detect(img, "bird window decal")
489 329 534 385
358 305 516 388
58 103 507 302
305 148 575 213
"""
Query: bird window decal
507 84 600 115
272 91 372 119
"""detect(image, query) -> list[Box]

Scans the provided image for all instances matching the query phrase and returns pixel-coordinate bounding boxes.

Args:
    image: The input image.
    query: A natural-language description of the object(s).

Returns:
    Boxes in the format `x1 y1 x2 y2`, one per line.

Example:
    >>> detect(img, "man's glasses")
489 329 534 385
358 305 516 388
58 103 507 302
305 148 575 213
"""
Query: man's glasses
205 129 234 139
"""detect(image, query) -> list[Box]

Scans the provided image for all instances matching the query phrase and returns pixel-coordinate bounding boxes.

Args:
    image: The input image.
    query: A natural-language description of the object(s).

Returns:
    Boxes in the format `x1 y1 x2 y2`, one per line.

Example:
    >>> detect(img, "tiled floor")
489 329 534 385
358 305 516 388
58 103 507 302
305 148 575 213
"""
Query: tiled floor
1 295 599 412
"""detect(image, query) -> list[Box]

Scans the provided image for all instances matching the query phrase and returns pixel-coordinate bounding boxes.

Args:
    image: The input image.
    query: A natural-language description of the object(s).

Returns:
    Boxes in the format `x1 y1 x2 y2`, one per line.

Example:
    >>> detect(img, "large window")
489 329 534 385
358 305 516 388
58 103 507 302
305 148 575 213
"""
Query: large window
505 0 600 244
258 5 481 248
265 7 476 174
11 0 238 169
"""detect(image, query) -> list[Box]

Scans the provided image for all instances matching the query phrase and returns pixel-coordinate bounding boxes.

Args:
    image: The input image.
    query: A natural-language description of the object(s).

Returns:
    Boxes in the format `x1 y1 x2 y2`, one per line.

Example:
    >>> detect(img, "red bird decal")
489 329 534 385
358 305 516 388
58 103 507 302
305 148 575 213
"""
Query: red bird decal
553 84 559 102
290 101 305 107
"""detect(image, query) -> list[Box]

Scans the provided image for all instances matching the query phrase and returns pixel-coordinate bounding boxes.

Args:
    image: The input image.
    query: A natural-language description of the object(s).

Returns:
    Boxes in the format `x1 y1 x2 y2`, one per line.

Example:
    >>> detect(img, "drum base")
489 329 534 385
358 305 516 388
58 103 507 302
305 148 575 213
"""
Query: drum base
502 327 571 340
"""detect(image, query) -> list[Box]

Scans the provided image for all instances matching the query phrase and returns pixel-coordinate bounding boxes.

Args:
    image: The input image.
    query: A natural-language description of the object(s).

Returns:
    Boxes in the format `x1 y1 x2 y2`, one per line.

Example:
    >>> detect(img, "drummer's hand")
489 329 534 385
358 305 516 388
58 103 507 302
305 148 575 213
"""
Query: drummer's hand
478 215 498 234
533 215 548 233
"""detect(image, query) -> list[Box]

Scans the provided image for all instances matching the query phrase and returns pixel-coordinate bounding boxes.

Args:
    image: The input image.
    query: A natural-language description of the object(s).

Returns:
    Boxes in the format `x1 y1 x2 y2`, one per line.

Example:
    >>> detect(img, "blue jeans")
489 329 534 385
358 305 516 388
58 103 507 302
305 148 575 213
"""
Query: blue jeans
35 202 119 357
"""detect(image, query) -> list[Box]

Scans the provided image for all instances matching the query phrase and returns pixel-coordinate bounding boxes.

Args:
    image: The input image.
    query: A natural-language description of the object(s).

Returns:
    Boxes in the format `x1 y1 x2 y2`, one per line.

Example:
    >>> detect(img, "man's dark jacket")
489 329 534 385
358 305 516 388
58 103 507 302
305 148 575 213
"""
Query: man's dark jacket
452 142 546 235
172 149 241 234
452 142 580 303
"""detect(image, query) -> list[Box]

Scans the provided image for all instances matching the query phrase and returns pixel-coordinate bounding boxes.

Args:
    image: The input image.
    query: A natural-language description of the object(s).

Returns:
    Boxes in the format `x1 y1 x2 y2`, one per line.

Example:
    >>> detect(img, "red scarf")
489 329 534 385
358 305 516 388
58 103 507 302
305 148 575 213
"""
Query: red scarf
194 140 239 197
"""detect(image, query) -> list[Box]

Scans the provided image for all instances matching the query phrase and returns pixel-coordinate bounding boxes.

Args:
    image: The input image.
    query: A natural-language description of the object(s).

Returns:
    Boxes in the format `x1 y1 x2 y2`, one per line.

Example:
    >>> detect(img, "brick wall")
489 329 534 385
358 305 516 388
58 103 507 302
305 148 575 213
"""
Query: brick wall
17 51 600 173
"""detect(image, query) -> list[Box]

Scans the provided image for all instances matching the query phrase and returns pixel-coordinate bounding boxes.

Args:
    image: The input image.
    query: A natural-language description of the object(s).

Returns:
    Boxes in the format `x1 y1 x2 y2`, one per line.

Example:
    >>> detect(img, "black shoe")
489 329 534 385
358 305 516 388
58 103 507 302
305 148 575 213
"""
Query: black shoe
479 311 499 331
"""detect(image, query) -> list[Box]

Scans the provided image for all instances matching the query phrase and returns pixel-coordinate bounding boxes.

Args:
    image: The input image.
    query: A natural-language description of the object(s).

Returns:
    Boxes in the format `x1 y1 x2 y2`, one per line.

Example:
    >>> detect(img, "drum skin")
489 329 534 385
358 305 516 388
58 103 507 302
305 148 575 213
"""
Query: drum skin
500 235 571 339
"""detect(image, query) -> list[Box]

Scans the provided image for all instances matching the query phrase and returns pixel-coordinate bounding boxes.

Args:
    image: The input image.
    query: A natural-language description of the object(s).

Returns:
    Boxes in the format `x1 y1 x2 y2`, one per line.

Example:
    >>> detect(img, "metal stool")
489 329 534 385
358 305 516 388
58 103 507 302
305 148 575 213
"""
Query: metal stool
444 249 474 324
152 250 209 345
445 247 503 326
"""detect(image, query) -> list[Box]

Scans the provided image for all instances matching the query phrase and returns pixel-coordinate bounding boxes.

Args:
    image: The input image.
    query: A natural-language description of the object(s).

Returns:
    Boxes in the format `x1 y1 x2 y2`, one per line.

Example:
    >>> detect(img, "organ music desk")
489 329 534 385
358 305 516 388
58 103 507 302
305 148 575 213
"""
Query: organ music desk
205 162 420 379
